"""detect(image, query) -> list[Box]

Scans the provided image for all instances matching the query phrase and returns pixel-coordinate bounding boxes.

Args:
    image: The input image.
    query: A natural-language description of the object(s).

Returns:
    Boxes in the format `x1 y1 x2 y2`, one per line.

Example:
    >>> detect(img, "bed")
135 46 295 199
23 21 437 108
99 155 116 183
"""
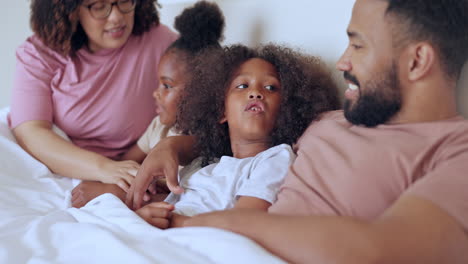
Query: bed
0 108 285 264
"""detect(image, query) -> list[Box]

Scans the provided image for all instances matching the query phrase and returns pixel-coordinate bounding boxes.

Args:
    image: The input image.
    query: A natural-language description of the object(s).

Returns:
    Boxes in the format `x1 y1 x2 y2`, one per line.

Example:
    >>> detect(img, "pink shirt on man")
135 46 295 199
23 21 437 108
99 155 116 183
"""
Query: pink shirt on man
9 24 177 159
269 110 468 231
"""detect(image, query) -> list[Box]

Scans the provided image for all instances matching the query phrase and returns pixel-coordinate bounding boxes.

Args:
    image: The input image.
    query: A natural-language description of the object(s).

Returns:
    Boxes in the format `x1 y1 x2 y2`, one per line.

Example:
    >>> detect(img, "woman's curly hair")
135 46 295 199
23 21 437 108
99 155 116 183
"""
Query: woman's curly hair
177 44 341 166
30 0 160 56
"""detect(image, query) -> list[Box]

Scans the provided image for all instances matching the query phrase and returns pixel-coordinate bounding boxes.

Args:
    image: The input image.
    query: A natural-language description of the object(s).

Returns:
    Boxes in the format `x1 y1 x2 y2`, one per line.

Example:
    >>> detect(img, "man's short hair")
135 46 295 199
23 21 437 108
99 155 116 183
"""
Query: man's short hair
384 0 468 79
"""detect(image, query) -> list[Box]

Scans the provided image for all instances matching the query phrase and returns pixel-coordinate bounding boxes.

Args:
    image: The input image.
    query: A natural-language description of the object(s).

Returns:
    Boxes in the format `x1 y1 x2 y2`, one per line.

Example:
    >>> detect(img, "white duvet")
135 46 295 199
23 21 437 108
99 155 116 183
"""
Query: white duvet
0 108 285 264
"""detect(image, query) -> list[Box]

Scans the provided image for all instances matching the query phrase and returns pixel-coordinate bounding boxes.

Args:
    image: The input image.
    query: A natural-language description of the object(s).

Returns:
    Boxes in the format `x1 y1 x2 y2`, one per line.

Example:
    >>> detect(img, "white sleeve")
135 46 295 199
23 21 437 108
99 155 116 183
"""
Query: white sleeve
236 144 296 204
136 117 159 154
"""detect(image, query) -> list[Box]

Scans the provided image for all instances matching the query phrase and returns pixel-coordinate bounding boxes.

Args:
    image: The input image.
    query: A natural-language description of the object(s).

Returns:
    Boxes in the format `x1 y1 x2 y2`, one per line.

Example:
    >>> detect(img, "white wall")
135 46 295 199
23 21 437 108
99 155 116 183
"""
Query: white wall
1 1 32 108
2 0 467 117
159 0 352 97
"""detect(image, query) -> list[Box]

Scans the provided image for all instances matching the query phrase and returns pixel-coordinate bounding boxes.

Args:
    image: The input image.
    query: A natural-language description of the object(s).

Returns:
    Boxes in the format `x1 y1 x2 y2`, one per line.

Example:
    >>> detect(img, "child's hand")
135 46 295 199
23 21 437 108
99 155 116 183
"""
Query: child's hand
126 135 198 210
98 160 140 192
136 202 175 229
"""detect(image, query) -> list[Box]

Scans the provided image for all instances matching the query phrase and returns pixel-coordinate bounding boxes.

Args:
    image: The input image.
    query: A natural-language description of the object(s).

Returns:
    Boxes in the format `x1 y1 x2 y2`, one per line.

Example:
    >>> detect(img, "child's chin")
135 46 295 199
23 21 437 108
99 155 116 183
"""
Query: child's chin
160 115 175 126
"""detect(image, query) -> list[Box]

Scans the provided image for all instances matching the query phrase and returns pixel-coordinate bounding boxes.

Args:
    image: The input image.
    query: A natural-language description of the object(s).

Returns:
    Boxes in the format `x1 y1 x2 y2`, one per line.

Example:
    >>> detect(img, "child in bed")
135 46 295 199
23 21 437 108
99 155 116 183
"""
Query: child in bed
71 1 225 208
135 44 341 228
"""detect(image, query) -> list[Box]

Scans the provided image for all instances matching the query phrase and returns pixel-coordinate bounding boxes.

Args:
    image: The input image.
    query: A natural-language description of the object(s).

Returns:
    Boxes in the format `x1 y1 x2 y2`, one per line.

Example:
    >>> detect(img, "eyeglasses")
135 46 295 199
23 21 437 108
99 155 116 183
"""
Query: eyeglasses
84 0 137 20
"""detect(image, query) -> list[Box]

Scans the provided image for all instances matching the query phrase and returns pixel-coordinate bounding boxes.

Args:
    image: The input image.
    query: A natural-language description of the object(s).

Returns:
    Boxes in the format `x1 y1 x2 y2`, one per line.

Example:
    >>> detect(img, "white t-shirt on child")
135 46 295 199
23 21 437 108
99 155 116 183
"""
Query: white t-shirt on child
165 144 295 216
137 116 179 154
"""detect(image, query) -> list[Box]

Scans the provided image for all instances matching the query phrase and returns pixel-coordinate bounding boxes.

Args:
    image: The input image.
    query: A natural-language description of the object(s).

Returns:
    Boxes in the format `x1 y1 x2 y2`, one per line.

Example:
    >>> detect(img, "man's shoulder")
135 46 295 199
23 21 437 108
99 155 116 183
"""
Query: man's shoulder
318 110 345 122
434 116 468 145
303 110 348 133
414 115 468 142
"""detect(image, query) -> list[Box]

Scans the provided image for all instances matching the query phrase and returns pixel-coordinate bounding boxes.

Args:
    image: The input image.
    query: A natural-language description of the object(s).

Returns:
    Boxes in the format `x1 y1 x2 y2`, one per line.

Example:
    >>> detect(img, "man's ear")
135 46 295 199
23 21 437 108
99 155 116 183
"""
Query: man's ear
406 42 435 82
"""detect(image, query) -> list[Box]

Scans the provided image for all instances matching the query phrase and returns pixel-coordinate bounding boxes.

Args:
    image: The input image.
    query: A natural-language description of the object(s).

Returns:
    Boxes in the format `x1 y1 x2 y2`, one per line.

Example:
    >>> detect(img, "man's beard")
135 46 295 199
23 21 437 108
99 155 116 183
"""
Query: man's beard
344 64 402 127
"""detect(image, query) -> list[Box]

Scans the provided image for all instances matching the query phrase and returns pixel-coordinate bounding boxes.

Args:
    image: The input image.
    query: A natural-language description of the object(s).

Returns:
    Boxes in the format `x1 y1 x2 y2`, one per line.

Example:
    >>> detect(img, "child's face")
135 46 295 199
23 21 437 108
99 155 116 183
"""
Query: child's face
154 52 188 126
221 58 282 142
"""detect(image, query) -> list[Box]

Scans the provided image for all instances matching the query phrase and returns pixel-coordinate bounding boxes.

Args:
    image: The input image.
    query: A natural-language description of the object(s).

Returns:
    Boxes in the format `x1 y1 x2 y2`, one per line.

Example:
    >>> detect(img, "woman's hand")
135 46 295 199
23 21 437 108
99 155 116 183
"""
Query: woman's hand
98 159 140 192
13 121 141 187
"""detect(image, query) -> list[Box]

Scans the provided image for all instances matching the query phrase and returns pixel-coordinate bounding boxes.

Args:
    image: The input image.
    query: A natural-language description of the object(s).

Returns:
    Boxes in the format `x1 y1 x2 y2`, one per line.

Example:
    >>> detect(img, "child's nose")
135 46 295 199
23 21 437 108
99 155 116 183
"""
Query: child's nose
153 89 160 100
248 85 264 100
249 91 264 100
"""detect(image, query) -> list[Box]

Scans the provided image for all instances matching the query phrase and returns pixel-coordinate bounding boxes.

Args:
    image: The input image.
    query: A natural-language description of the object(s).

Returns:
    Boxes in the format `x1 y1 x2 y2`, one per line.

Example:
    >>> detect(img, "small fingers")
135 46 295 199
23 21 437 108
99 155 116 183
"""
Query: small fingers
71 184 82 196
71 195 84 208
147 217 171 229
137 204 173 218
150 208 172 219
146 202 174 210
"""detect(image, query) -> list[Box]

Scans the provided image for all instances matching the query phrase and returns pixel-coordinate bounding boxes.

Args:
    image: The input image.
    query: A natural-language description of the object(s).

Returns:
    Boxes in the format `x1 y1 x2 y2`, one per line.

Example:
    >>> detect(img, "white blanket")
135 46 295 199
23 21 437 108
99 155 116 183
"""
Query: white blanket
0 108 285 264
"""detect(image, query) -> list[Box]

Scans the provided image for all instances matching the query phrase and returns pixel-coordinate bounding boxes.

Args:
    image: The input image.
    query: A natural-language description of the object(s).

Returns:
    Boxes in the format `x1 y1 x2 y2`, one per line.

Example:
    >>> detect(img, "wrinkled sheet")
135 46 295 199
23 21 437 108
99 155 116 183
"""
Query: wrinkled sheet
0 108 285 264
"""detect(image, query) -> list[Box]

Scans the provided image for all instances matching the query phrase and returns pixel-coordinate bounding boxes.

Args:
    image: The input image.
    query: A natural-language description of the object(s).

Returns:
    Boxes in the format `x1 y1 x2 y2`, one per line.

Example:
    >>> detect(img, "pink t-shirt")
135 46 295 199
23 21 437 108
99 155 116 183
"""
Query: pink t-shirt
9 24 177 159
269 110 468 231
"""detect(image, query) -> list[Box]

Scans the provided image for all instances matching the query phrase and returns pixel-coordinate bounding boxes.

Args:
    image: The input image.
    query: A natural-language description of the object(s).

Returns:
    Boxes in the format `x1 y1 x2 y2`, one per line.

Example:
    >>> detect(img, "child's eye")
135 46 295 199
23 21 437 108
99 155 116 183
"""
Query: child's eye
236 84 248 89
265 85 276 91
163 83 173 89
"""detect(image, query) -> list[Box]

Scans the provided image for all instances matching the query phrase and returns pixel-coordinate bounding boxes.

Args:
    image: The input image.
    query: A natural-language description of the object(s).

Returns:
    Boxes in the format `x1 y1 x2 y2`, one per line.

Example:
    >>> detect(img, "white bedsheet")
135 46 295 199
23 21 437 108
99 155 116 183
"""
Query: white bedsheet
0 108 285 264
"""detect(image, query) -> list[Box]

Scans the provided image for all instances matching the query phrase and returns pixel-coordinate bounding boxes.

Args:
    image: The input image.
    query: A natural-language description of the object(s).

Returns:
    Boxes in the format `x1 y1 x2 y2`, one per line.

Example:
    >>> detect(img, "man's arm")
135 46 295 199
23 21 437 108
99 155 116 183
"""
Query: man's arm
185 195 468 264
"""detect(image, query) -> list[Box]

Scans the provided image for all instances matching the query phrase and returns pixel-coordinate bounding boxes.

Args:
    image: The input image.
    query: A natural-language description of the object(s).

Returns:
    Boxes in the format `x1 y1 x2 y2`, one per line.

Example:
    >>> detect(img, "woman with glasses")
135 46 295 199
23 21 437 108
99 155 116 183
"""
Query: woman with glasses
8 0 177 192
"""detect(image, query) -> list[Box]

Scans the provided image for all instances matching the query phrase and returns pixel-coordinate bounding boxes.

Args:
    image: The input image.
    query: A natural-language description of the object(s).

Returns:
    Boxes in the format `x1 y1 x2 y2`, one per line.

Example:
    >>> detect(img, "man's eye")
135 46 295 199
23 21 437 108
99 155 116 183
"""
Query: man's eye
163 83 172 89
236 84 248 89
351 44 362 50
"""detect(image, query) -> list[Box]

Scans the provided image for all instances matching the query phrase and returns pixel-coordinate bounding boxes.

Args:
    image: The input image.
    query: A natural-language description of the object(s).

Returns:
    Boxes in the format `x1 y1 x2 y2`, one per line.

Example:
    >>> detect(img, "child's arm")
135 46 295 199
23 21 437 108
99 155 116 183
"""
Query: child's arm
136 202 175 229
136 201 190 228
234 196 271 211
120 144 147 163
171 213 190 228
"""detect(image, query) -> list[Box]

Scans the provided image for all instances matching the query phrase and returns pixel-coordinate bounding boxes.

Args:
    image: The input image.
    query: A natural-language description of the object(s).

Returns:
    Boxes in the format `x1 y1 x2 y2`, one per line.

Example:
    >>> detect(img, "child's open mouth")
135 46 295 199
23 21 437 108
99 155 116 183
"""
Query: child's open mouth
244 101 265 113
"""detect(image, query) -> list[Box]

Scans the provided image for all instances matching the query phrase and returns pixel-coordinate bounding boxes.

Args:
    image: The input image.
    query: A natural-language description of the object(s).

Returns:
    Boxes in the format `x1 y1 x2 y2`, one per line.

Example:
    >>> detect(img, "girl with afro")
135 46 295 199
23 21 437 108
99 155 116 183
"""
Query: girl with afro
135 44 340 229
72 1 225 208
